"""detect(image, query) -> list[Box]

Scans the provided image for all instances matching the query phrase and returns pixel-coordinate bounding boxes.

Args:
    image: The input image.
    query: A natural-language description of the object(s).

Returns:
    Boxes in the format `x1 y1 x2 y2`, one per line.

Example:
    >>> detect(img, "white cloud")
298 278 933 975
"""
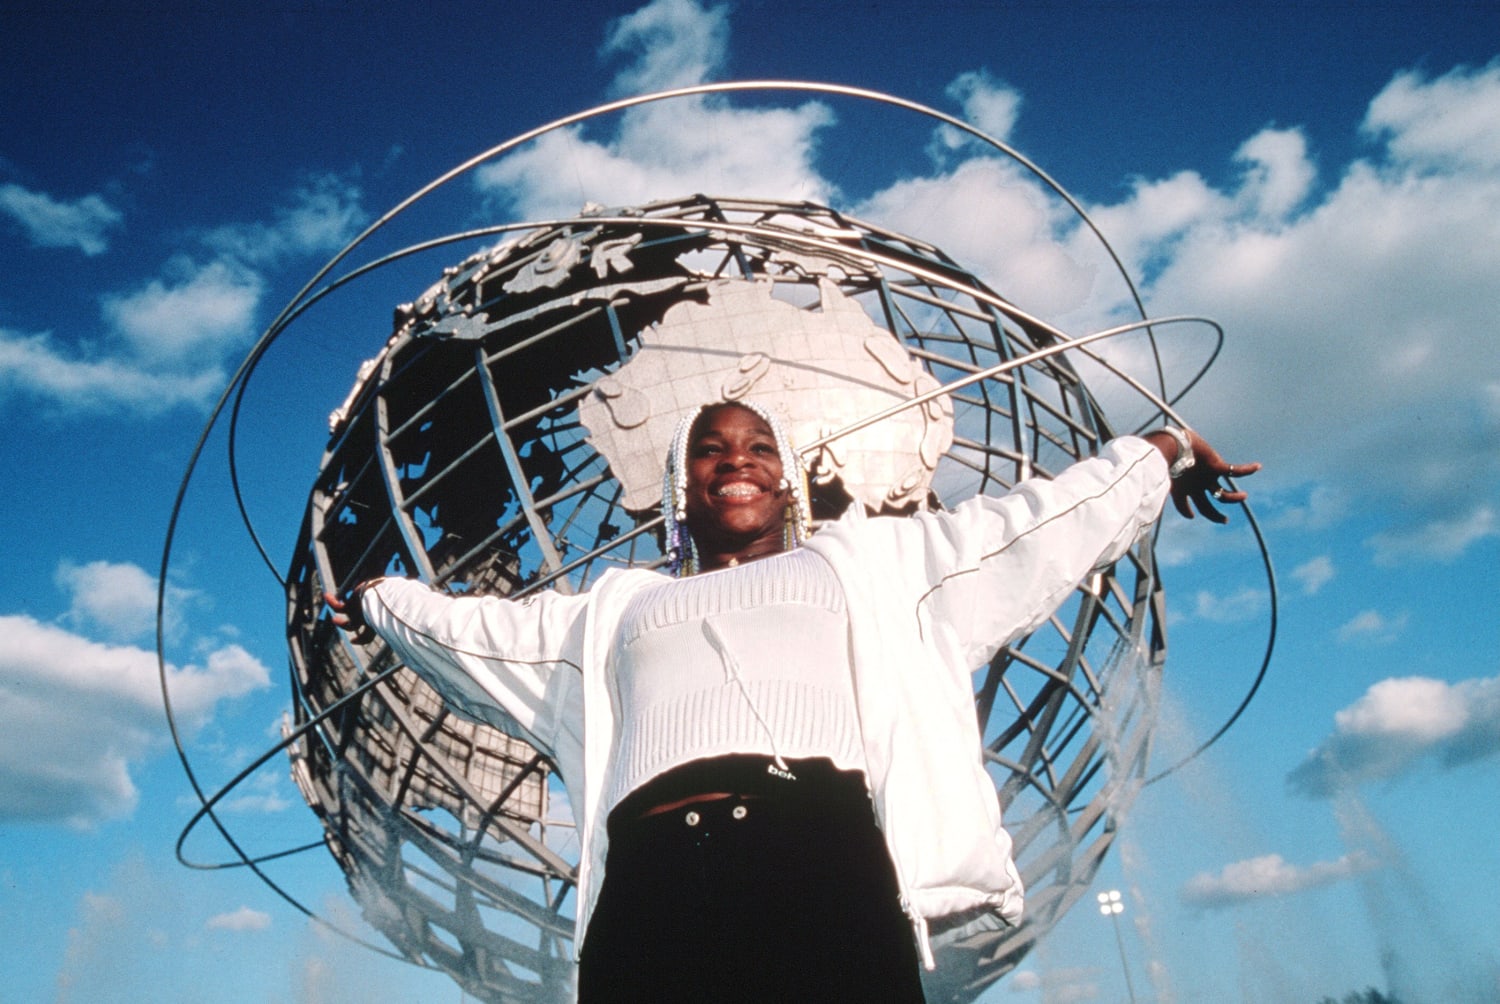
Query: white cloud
1189 585 1267 623
475 0 831 219
0 326 226 414
1 172 365 416
206 906 272 932
1290 554 1335 595
994 63 1500 553
55 853 177 1002
0 254 255 414
57 890 131 1003
1364 60 1500 170
203 173 367 266
0 613 269 825
601 0 729 96
1070 169 1230 287
476 97 835 221
56 559 195 642
1366 505 1497 566
219 769 294 814
1335 608 1408 645
1233 127 1316 219
1008 970 1042 992
1181 850 1378 908
0 181 122 255
103 257 262 365
1287 673 1500 796
1269 485 1348 532
1002 966 1100 1003
856 156 1095 318
945 70 1022 143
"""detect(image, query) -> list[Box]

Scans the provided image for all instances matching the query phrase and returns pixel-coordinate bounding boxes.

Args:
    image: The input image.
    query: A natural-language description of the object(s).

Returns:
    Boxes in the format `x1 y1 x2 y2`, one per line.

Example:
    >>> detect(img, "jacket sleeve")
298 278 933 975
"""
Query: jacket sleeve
875 436 1169 671
361 578 589 759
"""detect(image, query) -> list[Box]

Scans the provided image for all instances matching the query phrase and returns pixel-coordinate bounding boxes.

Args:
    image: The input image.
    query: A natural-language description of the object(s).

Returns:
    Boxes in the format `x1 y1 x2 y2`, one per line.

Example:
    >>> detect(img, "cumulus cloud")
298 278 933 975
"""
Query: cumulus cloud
102 257 262 365
1233 127 1316 220
855 155 1099 319
602 0 729 96
1002 966 1100 1002
1008 970 1042 992
1335 608 1408 645
942 70 1023 145
1366 505 1497 565
1290 554 1335 595
1021 63 1500 554
55 559 192 642
57 890 134 1002
1363 60 1500 171
475 0 832 219
218 769 294 814
55 853 176 1002
477 96 834 221
0 562 271 825
0 173 364 416
206 906 272 932
1189 585 1267 623
1069 168 1229 290
1181 850 1379 909
1270 485 1348 532
0 326 226 414
0 181 123 255
1287 673 1500 797
0 257 250 415
202 173 367 266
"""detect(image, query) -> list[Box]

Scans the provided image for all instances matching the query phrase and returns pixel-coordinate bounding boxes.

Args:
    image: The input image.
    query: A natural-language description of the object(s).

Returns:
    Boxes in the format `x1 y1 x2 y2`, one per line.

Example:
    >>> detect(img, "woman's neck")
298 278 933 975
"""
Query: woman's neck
697 541 790 572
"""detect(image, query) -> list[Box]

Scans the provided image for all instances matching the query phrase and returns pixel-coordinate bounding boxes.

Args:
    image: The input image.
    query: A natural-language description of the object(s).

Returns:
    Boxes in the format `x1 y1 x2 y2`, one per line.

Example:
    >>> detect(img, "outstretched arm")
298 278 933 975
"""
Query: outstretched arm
1141 427 1261 524
321 578 589 759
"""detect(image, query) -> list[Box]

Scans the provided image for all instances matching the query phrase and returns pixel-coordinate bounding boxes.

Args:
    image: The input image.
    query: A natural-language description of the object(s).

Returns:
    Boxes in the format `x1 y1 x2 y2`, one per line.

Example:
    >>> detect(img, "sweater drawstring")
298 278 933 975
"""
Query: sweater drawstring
905 900 935 970
702 616 796 778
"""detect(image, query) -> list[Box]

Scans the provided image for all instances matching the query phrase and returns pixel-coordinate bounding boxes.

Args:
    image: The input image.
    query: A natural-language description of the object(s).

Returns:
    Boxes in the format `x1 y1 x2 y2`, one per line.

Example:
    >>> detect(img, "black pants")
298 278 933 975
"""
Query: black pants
578 757 926 1003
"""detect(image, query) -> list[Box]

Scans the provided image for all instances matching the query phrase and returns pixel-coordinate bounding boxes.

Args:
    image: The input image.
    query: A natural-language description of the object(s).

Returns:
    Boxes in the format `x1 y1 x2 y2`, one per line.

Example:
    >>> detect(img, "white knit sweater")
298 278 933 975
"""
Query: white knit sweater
607 547 863 813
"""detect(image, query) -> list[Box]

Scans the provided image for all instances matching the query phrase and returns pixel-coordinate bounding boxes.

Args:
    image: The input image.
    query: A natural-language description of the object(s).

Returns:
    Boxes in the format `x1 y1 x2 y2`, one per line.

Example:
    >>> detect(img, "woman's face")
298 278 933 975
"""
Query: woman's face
681 404 790 567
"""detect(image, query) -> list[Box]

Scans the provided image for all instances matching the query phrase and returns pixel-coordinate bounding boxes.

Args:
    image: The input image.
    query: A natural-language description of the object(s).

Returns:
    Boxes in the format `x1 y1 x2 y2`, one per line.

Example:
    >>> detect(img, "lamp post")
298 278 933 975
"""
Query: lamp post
1097 890 1139 1004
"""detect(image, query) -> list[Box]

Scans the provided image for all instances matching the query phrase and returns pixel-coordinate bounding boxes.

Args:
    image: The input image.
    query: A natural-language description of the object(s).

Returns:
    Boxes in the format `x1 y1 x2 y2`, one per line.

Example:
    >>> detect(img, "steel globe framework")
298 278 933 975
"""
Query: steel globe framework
283 192 1171 1004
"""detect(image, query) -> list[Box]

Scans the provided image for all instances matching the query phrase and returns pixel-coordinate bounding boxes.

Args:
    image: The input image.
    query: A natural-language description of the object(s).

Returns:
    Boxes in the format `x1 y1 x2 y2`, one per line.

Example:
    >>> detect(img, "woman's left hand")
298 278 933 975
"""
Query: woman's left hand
1146 429 1262 524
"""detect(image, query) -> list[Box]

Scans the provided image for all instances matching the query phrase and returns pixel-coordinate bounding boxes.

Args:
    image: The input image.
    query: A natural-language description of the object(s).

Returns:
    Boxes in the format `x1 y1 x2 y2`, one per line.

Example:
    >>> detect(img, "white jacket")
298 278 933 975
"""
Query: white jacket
361 436 1169 966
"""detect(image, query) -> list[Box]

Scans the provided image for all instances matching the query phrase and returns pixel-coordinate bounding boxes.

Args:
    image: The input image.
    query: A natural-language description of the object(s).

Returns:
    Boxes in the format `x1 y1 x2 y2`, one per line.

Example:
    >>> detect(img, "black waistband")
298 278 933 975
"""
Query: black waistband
610 755 868 829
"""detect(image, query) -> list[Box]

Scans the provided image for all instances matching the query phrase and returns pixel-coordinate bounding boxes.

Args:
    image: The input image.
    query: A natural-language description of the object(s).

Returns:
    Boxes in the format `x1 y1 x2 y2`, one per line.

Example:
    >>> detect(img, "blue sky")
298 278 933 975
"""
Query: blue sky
2 2 1497 1001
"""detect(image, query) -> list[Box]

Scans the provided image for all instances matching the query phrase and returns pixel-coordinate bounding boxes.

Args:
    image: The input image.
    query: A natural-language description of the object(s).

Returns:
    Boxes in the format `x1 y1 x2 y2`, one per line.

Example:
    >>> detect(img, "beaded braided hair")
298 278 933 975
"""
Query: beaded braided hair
661 401 813 578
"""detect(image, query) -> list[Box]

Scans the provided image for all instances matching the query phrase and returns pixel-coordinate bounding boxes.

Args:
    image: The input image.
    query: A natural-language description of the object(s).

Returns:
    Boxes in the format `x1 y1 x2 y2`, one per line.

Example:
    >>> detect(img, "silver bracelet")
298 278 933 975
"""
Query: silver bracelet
1163 426 1196 478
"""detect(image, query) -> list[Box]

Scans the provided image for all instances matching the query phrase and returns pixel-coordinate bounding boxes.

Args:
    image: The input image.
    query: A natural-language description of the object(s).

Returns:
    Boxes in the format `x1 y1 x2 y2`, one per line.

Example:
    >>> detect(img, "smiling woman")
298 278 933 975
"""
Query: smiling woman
327 383 1254 1003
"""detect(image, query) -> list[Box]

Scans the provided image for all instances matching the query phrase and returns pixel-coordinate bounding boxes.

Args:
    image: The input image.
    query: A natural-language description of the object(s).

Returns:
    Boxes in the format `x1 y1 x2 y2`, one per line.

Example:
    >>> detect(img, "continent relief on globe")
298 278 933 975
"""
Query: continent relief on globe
579 277 954 516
